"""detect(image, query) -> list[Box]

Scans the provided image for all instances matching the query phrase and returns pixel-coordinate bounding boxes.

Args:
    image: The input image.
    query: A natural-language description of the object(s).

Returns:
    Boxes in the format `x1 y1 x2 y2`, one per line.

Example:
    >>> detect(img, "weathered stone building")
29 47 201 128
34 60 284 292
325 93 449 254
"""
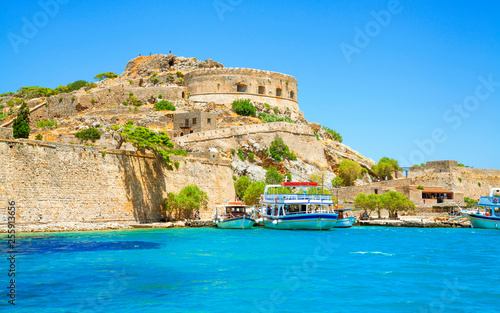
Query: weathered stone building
173 111 217 136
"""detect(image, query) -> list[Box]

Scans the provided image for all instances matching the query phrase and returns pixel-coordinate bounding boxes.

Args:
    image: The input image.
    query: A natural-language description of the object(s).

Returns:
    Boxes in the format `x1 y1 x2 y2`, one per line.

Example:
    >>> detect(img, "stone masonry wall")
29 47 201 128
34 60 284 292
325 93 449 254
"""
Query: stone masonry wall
174 122 329 167
0 139 234 225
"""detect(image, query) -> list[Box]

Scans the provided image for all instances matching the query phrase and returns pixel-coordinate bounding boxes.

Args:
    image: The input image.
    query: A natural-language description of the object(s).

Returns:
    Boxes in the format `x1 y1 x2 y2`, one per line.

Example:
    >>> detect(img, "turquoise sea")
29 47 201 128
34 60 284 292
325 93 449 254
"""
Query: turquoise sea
2 227 500 312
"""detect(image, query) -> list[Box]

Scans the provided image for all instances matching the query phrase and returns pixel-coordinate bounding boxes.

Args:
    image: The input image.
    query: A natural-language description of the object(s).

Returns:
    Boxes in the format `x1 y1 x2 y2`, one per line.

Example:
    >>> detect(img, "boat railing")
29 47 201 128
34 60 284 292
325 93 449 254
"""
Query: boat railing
263 194 332 201
264 210 337 216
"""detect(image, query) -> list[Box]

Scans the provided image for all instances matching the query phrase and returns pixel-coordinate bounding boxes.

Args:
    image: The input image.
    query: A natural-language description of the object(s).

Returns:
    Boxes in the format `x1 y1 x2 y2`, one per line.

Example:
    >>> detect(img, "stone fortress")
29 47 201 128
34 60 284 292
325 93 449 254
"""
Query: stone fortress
184 68 299 112
1 53 499 229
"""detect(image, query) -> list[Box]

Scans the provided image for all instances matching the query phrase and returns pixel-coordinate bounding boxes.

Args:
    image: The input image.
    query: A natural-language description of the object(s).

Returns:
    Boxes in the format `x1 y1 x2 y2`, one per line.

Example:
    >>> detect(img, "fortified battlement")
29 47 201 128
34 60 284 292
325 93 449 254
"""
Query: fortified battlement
173 122 313 145
184 67 299 111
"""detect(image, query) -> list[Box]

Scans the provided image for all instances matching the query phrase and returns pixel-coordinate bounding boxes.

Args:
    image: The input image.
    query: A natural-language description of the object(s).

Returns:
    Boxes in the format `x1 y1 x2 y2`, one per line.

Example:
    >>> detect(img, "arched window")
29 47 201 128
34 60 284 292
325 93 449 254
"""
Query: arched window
182 92 185 98
290 91 295 99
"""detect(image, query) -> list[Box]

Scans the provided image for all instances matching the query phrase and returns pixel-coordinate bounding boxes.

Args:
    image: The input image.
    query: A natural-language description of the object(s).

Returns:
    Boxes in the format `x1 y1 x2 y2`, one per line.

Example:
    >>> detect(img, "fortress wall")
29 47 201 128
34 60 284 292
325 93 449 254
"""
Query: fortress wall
42 85 185 122
184 68 299 110
407 160 500 199
0 140 234 224
174 122 330 168
337 179 412 202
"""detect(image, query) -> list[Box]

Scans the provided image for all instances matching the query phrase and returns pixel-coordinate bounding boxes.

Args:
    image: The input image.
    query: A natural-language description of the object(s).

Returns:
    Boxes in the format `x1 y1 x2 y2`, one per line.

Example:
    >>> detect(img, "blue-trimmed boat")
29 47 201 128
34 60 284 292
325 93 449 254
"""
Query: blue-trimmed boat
213 202 256 229
259 182 338 230
333 208 356 228
464 188 500 229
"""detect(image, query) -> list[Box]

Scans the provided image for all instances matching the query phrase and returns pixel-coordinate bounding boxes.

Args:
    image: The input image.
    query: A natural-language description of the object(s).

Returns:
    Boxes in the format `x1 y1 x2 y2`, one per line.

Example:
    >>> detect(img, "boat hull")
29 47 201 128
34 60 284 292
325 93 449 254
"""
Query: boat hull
216 217 255 229
467 214 500 229
263 214 338 230
333 217 356 228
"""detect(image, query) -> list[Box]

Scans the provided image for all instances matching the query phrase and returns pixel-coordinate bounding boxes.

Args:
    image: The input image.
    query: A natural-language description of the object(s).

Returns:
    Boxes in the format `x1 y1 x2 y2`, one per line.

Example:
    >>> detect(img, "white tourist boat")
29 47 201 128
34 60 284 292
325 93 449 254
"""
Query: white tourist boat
212 202 256 229
449 188 500 229
259 182 338 230
333 208 356 228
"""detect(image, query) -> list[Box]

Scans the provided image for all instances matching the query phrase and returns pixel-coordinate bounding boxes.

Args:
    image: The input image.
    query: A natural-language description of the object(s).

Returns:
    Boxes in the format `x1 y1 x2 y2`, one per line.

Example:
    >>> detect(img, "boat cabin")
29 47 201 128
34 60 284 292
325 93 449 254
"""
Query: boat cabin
214 202 250 219
260 182 337 216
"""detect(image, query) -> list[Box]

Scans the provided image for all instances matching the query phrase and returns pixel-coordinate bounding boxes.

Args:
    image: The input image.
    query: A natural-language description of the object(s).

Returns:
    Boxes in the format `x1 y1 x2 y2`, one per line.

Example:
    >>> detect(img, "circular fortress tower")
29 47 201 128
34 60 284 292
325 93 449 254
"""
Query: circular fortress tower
184 68 299 111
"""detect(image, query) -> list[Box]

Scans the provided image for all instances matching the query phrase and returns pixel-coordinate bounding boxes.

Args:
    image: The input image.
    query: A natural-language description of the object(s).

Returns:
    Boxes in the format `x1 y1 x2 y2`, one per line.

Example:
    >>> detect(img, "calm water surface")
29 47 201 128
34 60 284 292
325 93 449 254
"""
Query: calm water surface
2 227 499 312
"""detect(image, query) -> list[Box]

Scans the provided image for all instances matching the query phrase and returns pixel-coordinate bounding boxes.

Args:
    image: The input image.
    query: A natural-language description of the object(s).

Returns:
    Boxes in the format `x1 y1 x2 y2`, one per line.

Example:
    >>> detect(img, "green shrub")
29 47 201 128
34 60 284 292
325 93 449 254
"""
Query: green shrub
266 168 283 184
233 175 237 181
478 182 482 187
94 72 118 81
248 153 255 161
258 113 295 124
178 77 184 83
122 101 129 106
238 148 243 154
322 126 343 143
133 101 143 107
59 97 63 102
273 107 279 114
129 92 134 97
232 99 256 117
176 71 184 78
130 96 138 102
101 151 106 158
174 161 180 169
152 78 160 84
75 127 102 142
417 185 424 190
314 131 320 141
269 137 296 161
91 98 96 104
0 105 4 110
36 120 57 128
127 79 133 84
238 153 245 161
152 72 157 77
154 100 176 111
158 94 162 99
264 150 269 156
458 177 462 182
35 134 43 140
265 103 271 109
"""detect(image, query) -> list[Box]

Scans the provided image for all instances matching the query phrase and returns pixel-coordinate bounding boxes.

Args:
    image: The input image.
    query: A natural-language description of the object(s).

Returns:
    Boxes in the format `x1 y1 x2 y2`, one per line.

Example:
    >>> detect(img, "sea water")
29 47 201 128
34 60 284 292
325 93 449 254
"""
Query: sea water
2 227 500 312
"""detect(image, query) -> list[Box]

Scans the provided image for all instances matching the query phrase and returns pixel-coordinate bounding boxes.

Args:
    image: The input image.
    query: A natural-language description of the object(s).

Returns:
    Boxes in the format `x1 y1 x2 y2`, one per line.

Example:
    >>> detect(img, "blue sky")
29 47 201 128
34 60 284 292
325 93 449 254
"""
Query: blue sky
1 0 499 169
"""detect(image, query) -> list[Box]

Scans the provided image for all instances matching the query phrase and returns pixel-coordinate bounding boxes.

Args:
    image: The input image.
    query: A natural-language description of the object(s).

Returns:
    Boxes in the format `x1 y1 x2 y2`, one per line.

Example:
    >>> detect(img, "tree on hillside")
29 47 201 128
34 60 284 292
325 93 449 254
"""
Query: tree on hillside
94 72 118 81
13 101 30 139
265 167 283 185
243 181 266 206
269 137 296 162
234 176 251 200
116 122 185 169
372 157 402 180
338 159 361 186
332 177 344 188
